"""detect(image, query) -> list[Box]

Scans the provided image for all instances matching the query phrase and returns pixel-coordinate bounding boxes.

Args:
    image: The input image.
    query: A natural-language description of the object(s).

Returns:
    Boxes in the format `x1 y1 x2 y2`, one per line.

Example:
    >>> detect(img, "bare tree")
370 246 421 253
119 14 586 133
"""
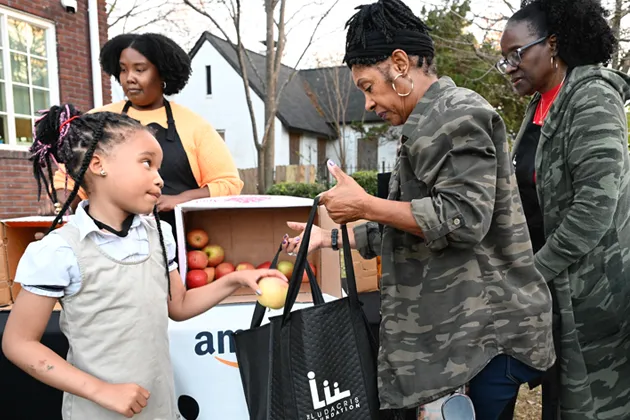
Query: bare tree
182 0 339 193
609 0 630 71
303 64 353 171
107 0 181 33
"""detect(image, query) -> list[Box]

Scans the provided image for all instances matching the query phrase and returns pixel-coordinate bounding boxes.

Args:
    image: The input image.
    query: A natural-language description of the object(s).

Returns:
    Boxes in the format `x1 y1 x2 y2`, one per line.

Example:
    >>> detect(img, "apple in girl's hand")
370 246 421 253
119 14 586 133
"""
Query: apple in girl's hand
204 267 216 283
236 262 255 271
187 229 209 249
186 270 209 289
302 262 317 283
257 277 289 309
276 261 294 279
203 244 225 267
187 250 208 270
257 261 272 269
215 262 235 279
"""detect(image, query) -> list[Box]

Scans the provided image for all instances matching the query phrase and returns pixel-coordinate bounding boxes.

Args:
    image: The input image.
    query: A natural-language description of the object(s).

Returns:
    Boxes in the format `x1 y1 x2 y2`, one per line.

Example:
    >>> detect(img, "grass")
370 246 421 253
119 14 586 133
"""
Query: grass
514 384 542 419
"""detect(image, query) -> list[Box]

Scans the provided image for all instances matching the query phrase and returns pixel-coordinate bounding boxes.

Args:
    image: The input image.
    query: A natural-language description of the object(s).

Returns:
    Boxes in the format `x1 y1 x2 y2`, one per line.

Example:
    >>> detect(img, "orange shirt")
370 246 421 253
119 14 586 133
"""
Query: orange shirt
53 101 243 200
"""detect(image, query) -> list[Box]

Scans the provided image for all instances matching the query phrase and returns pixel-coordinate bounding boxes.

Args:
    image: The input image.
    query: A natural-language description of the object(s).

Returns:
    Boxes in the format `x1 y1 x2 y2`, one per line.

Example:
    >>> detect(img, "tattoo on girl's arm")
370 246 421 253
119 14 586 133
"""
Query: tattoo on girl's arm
30 359 55 373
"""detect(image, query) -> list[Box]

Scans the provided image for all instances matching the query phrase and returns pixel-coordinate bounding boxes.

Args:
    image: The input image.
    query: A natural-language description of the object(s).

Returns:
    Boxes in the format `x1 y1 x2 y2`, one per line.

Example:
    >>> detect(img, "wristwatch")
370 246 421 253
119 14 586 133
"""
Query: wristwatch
331 228 339 251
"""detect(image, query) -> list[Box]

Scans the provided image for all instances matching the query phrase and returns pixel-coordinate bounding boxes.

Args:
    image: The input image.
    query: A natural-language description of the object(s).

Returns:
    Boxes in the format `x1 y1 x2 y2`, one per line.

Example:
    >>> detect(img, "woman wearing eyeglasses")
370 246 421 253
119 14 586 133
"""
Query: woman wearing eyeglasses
498 1 630 419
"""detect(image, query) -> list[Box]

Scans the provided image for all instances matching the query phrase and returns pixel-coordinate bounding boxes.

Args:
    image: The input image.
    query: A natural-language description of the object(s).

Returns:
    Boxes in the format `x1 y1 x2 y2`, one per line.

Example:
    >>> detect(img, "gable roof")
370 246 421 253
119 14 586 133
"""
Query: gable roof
299 67 382 125
189 32 382 138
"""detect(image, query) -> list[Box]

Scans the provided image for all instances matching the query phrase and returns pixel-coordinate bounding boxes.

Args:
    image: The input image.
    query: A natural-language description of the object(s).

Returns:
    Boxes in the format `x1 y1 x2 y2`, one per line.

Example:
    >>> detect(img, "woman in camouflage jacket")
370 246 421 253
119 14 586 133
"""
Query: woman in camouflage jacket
499 1 630 419
283 0 556 418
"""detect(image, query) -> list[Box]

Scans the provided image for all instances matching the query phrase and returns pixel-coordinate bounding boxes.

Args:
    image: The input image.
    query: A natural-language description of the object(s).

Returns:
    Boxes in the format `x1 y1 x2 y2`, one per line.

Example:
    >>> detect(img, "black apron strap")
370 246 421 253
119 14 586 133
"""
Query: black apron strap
164 99 177 142
122 100 132 115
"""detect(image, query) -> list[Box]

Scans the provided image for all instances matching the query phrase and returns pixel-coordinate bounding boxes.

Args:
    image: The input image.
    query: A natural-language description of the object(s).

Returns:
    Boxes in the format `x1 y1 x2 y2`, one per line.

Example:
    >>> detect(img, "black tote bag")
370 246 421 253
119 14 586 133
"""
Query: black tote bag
234 198 403 420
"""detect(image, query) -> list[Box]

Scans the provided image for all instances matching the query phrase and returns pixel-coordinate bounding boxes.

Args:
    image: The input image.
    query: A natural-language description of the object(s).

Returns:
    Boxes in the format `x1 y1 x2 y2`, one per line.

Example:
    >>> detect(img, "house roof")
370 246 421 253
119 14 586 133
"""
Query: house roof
299 67 382 125
189 32 382 138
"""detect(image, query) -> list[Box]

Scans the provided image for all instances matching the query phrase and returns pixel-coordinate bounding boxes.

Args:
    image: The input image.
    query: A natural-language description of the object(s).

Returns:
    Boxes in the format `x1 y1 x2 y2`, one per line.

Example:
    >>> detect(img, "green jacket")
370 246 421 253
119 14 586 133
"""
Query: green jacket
512 65 630 419
354 77 555 409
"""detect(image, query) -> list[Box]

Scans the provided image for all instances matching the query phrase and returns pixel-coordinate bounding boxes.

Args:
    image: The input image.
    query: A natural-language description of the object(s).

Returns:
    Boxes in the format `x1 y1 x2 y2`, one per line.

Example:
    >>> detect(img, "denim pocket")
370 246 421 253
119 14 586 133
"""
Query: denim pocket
506 355 543 386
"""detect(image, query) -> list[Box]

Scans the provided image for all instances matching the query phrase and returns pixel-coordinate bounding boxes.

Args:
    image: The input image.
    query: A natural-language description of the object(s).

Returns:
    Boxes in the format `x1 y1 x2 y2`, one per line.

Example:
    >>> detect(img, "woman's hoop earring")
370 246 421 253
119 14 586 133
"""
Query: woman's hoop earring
392 74 414 97
163 81 167 90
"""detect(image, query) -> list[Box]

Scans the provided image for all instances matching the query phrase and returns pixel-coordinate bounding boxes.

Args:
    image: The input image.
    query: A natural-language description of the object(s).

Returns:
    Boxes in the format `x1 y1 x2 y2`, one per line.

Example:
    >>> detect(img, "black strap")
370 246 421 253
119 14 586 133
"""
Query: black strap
340 225 360 308
122 100 132 114
281 198 358 324
122 99 176 142
163 99 177 142
85 205 135 237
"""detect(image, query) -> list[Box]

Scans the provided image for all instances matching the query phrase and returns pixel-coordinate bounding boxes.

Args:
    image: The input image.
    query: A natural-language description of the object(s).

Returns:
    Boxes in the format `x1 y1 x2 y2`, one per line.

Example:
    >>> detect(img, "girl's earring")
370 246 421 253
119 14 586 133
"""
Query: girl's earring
100 169 107 177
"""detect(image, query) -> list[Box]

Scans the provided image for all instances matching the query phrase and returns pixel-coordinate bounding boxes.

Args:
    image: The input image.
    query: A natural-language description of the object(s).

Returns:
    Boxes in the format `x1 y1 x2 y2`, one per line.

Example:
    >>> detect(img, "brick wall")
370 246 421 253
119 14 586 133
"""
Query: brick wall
0 0 111 219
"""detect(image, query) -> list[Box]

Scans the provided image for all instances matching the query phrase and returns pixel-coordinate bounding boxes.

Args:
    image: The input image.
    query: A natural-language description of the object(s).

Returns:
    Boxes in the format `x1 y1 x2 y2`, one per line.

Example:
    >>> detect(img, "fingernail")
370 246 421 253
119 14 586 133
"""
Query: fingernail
327 159 336 167
284 233 289 238
283 240 287 244
295 237 300 242
256 289 262 296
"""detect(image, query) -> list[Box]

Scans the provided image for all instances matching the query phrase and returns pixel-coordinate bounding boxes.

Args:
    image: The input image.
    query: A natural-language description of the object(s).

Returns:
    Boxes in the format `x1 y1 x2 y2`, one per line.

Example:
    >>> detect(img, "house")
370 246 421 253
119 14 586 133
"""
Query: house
165 32 399 179
0 0 110 219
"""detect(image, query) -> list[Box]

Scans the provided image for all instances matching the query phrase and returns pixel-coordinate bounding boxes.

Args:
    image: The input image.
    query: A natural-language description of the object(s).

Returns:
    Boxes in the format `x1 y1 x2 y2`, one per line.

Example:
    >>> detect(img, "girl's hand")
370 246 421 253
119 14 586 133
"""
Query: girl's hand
283 222 329 257
230 269 288 295
93 382 150 418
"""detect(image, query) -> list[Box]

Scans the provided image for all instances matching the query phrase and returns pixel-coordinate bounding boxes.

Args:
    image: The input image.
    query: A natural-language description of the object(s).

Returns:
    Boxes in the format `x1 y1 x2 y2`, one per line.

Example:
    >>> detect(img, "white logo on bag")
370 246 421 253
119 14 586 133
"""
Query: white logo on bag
308 371 351 409
305 371 360 419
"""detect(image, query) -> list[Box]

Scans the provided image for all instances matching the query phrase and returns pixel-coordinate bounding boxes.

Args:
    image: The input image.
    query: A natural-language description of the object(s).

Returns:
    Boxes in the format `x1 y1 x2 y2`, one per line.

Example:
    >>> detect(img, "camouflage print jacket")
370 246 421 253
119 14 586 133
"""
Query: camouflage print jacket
353 77 556 409
511 65 630 420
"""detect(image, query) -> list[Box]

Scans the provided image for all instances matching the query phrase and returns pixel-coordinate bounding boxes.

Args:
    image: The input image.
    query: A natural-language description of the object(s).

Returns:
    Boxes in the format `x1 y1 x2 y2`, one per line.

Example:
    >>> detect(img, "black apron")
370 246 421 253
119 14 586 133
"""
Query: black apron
122 99 199 239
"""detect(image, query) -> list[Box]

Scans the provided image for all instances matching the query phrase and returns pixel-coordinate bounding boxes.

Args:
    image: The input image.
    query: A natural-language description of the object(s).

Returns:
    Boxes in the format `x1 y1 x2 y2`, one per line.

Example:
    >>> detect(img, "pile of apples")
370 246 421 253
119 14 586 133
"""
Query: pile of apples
185 228 318 291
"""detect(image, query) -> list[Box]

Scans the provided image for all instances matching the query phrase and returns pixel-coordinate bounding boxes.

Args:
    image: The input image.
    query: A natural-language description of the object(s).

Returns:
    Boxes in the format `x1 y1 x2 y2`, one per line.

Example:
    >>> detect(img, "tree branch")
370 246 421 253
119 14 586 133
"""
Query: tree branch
183 0 262 150
259 0 340 151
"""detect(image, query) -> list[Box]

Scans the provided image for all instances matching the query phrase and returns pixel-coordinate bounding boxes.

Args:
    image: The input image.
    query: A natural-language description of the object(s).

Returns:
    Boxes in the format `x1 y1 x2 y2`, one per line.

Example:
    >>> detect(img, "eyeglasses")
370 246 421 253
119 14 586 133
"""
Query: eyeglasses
496 36 547 74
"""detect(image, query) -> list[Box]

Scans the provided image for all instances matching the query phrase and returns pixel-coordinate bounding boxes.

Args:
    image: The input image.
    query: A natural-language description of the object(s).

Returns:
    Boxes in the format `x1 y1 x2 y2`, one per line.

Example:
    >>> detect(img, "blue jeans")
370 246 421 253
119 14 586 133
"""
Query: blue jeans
468 355 544 420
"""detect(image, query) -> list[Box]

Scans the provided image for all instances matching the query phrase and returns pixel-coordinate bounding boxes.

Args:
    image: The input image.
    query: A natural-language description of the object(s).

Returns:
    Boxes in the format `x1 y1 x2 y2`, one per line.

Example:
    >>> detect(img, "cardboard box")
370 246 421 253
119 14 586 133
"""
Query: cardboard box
175 195 343 304
0 216 59 307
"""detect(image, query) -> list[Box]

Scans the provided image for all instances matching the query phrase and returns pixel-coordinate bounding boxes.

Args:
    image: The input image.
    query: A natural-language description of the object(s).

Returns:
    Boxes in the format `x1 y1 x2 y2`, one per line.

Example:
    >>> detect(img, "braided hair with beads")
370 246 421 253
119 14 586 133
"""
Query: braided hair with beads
29 104 173 298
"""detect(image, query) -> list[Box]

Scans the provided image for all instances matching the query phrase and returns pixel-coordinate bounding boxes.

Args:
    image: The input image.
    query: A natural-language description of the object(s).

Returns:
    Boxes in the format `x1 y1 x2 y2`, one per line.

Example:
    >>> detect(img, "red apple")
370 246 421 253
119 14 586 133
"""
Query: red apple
236 262 255 271
277 261 294 279
186 269 209 289
204 267 216 283
302 262 318 283
215 262 235 279
257 277 289 309
257 261 272 269
203 244 225 267
187 229 209 249
187 250 208 270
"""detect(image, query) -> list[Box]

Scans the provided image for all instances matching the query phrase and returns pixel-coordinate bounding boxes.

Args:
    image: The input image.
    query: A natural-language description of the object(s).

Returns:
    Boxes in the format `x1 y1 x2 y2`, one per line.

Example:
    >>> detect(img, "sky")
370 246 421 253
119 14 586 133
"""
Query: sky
108 0 519 69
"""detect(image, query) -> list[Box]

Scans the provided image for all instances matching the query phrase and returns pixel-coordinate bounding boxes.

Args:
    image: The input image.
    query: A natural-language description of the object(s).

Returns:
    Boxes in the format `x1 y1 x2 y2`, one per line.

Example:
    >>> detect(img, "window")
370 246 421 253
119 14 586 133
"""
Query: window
0 8 58 148
206 65 212 96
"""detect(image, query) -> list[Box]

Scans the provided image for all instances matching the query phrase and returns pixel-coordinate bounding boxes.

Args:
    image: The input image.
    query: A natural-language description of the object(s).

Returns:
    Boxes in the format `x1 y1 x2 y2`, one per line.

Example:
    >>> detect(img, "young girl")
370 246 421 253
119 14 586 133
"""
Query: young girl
1 104 286 419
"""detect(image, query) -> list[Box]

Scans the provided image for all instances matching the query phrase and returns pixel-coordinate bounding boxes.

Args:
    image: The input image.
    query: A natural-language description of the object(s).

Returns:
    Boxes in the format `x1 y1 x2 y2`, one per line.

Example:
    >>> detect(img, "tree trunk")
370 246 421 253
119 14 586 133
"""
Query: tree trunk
257 150 265 194
264 124 275 189
259 0 277 193
612 0 623 69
